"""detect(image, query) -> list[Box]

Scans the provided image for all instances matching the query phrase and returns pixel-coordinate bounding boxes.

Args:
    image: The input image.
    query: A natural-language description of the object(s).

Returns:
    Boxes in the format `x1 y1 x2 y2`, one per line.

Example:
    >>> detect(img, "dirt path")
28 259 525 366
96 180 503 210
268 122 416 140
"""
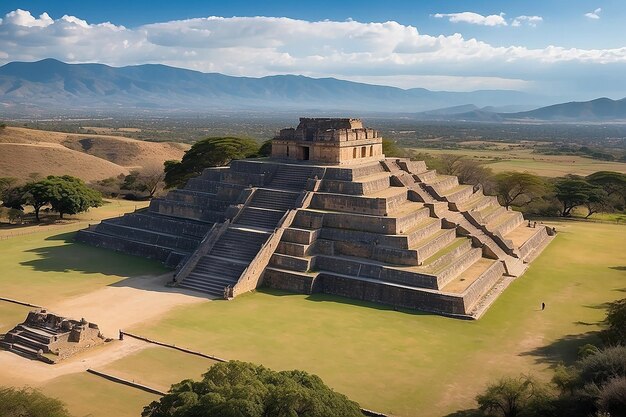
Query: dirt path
1 272 211 386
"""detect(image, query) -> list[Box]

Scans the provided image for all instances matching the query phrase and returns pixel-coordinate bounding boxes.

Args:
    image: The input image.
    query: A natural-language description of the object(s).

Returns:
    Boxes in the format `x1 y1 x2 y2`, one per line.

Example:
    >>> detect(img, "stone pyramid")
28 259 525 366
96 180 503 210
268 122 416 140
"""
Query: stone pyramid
77 118 554 318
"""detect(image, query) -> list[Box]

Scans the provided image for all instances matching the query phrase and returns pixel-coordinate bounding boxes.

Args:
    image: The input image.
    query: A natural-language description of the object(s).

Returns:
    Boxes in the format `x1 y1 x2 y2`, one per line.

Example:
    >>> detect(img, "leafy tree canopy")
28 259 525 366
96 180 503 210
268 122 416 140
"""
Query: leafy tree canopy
0 386 71 417
601 298 626 345
164 137 259 188
554 177 607 217
142 361 363 417
258 139 273 157
494 172 547 209
586 171 626 197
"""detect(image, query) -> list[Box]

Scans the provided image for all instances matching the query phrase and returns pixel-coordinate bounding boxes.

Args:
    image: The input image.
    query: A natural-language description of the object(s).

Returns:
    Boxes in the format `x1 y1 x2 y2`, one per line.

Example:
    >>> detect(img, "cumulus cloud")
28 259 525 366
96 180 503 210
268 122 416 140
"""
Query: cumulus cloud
585 8 602 19
512 15 543 27
433 12 507 26
0 9 625 93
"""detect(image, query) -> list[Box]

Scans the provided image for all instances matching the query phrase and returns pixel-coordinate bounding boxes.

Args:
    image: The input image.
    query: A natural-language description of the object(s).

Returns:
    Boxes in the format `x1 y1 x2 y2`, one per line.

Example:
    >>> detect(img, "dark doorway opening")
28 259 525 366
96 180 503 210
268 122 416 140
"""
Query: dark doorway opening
302 146 310 160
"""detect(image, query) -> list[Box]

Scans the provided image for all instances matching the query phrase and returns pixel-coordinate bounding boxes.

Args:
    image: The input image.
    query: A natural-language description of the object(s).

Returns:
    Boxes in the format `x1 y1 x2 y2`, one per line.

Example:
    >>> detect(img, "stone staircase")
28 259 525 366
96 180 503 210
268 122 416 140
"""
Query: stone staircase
269 164 317 190
180 228 270 295
179 187 303 296
1 324 53 359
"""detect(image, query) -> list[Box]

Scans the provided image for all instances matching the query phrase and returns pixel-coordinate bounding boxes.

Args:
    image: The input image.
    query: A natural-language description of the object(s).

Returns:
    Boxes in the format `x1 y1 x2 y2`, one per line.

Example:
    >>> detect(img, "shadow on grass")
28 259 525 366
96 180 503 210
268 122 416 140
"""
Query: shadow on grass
256 288 433 317
609 266 626 271
444 410 484 417
20 231 166 277
520 331 601 367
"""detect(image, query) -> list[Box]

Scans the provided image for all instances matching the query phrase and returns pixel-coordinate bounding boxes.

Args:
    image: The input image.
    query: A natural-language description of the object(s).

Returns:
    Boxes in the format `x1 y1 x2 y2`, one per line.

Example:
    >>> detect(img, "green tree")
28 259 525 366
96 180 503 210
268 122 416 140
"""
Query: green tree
46 176 102 219
0 386 70 417
22 180 53 222
601 299 626 346
382 138 406 158
554 177 600 217
494 172 547 209
164 137 259 188
587 171 626 199
258 139 273 157
476 375 553 417
142 361 362 417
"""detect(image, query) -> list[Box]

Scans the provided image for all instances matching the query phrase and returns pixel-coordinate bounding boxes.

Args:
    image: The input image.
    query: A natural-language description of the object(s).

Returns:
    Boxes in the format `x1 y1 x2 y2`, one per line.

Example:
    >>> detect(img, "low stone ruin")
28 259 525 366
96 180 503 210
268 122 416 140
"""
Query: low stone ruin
0 309 105 363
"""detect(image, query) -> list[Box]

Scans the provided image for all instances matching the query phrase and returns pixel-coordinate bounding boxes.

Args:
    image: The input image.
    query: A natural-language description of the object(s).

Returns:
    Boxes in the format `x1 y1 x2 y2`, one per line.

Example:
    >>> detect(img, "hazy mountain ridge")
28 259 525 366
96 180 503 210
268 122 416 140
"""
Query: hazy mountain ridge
0 59 542 115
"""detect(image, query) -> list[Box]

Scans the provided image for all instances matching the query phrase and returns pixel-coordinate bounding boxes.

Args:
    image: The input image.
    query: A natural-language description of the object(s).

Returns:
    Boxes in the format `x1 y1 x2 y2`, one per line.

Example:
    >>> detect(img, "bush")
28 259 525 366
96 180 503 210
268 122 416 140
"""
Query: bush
0 386 70 417
142 361 363 417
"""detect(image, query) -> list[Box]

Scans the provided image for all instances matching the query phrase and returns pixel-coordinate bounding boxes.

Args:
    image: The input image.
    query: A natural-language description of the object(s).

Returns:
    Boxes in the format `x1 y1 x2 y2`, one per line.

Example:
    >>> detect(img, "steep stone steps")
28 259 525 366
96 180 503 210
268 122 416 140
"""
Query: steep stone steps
94 220 200 252
76 229 189 264
7 342 39 358
208 228 269 262
119 212 212 238
269 165 316 190
249 189 299 211
179 228 270 296
235 207 285 229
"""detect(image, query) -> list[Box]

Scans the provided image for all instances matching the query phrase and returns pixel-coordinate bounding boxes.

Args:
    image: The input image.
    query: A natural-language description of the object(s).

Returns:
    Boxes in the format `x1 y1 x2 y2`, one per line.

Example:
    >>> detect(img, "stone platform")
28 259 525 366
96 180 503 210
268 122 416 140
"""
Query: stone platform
1 310 105 363
76 118 554 318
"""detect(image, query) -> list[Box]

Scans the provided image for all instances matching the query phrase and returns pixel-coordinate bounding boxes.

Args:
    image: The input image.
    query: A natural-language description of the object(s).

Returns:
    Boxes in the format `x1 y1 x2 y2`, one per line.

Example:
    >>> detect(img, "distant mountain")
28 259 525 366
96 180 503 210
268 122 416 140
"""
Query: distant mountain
503 97 626 121
408 98 626 122
0 59 545 116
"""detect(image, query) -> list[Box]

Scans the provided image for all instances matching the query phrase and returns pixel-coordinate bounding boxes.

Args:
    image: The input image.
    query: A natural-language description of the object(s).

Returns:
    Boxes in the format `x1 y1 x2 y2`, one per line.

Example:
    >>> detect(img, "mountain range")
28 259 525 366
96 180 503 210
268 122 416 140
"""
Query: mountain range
0 59 624 121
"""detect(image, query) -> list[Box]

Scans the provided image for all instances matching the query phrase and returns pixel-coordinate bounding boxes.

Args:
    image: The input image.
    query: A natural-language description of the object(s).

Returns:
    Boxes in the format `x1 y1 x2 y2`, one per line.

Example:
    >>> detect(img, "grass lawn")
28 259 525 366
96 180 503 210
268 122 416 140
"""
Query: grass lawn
0 302 32 333
40 372 158 417
0 202 165 306
131 220 626 417
101 346 218 392
408 147 626 177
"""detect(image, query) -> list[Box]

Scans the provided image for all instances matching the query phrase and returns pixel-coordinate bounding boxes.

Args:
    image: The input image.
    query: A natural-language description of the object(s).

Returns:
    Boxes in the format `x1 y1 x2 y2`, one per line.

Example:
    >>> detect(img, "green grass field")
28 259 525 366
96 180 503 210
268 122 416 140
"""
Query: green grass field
408 147 626 177
131 220 626 417
101 346 218 392
0 227 165 307
41 373 158 417
1 208 625 417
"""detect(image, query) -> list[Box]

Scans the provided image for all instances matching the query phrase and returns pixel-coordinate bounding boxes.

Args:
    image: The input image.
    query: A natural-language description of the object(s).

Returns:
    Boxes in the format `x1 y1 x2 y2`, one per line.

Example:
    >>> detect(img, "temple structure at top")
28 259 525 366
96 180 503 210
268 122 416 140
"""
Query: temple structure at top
271 118 383 164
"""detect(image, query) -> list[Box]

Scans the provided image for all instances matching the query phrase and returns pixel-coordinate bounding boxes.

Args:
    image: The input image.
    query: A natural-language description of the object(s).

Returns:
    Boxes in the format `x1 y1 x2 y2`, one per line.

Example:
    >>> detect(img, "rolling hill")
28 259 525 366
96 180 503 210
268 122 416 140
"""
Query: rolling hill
0 59 543 115
0 126 188 182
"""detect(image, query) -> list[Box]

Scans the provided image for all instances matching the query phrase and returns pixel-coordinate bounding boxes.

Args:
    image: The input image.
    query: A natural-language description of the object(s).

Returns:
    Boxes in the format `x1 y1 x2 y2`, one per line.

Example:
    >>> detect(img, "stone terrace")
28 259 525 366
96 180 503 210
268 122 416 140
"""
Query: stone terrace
77 119 553 318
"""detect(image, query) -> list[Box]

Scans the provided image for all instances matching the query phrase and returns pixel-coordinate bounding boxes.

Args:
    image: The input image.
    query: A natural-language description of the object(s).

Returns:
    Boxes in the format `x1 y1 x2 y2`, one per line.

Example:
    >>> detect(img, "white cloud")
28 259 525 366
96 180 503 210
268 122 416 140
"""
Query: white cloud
585 8 602 19
433 12 507 26
4 9 53 27
0 10 625 93
512 15 543 27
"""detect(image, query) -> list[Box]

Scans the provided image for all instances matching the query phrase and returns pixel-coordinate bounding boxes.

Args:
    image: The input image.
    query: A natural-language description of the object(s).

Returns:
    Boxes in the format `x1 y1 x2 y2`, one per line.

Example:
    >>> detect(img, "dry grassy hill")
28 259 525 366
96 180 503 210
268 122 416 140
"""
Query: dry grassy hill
0 127 189 182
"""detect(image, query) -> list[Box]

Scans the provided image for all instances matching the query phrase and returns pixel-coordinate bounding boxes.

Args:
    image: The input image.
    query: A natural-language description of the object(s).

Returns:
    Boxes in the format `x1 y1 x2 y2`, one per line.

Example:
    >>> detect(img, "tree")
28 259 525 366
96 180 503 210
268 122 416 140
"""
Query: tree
583 187 610 218
587 171 626 199
122 167 165 199
164 137 259 189
554 177 600 217
494 172 547 209
597 376 626 417
476 375 552 417
0 386 71 417
22 181 52 222
601 298 626 346
142 361 362 417
382 138 405 158
43 176 103 219
258 139 273 157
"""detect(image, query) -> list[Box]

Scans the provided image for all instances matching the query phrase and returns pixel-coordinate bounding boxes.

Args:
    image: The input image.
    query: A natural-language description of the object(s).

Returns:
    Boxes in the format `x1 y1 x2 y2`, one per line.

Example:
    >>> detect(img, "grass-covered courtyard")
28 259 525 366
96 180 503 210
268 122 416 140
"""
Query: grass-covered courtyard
0 210 624 417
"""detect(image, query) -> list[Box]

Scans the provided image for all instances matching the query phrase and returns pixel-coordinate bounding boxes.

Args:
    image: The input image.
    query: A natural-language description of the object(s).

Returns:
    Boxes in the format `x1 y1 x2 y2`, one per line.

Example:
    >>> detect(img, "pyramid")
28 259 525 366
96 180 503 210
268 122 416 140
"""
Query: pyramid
77 118 554 318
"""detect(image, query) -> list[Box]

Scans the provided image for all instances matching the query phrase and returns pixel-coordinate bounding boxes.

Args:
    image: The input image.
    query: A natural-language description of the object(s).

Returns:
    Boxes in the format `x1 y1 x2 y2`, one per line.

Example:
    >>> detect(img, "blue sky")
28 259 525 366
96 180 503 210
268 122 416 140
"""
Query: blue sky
1 1 624 98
